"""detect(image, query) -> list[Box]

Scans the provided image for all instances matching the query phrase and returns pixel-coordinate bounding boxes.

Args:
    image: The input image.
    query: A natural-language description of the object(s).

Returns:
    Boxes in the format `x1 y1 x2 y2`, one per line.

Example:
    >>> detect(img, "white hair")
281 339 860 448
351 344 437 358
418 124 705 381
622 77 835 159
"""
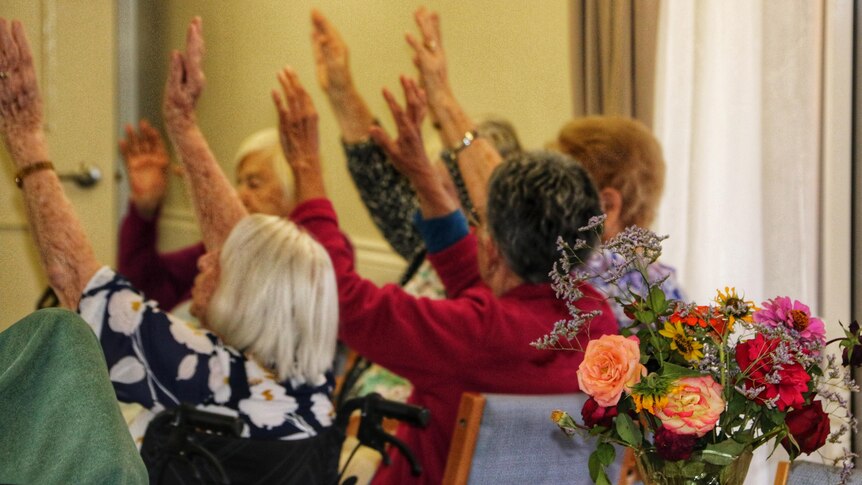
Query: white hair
207 214 338 383
233 128 295 202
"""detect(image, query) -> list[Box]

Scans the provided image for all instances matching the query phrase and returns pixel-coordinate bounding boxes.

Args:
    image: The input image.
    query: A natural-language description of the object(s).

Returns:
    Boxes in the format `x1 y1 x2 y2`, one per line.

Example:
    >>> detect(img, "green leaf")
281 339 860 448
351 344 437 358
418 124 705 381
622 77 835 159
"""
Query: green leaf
703 440 748 465
682 461 705 476
648 286 668 314
588 451 601 481
596 442 616 466
661 362 704 379
595 470 612 485
615 413 642 446
635 310 655 324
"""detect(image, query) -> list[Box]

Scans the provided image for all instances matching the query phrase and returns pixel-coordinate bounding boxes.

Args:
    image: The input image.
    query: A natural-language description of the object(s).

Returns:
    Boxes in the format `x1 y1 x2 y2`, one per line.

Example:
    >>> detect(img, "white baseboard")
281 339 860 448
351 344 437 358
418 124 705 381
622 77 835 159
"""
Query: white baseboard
351 237 407 286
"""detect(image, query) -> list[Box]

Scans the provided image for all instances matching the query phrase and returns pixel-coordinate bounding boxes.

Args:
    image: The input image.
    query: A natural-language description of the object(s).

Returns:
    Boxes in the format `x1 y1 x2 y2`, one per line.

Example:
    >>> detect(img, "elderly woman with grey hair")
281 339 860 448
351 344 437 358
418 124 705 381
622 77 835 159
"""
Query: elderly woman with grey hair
273 58 619 482
117 123 296 311
0 16 340 464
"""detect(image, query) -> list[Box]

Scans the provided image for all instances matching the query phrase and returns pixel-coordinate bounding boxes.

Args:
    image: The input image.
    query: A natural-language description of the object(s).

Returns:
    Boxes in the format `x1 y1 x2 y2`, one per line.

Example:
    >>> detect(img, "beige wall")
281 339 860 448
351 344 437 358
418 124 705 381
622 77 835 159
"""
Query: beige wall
142 0 573 281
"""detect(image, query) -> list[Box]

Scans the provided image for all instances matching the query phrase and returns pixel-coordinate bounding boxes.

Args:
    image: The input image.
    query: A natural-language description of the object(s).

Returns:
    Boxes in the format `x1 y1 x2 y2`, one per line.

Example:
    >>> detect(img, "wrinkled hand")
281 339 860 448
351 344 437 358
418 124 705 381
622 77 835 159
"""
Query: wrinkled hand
272 66 320 172
163 17 205 134
311 9 353 95
369 76 433 181
0 19 43 154
405 7 449 102
119 119 169 216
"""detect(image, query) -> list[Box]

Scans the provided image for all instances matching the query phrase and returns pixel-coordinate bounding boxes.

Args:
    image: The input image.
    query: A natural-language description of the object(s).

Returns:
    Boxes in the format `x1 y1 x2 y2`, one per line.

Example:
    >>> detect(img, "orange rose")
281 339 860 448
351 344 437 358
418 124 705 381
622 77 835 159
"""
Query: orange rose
577 335 646 407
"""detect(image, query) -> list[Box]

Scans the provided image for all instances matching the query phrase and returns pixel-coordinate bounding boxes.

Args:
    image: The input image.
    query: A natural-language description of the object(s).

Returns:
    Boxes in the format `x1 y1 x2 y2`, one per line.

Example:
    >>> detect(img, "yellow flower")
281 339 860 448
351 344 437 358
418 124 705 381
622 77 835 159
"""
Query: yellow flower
659 321 704 361
631 391 670 415
715 287 757 328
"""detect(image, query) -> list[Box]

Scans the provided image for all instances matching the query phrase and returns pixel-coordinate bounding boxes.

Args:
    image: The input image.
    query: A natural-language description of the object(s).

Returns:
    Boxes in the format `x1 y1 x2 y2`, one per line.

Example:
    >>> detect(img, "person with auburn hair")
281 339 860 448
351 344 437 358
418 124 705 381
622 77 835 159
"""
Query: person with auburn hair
554 116 686 326
0 16 339 461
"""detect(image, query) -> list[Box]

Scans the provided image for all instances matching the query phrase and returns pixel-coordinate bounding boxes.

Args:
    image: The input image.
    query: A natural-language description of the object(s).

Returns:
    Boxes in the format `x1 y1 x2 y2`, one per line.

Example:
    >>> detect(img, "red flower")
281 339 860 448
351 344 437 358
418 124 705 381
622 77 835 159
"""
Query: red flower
781 400 830 458
654 426 697 461
735 334 810 411
581 396 618 428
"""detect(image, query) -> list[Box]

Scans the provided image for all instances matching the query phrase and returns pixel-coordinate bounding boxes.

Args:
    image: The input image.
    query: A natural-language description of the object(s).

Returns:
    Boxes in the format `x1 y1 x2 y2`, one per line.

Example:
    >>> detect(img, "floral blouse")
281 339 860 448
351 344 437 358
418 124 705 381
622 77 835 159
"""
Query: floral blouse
78 267 334 445
586 250 686 329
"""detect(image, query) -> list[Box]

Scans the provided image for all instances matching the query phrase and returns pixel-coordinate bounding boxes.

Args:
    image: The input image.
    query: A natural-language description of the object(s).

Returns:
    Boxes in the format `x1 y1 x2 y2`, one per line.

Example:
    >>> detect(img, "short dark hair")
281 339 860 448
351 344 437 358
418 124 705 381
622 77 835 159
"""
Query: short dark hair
486 150 601 283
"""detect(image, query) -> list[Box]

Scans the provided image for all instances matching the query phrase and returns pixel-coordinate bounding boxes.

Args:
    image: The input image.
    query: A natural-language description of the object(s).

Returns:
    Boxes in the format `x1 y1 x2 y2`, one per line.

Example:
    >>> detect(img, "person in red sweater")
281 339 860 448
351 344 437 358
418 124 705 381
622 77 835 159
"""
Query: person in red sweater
273 69 618 483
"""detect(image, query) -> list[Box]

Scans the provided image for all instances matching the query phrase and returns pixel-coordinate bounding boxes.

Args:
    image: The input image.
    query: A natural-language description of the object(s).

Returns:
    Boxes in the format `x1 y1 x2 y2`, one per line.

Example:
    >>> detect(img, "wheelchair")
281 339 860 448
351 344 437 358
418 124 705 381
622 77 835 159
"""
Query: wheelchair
33 288 427 484
139 393 429 485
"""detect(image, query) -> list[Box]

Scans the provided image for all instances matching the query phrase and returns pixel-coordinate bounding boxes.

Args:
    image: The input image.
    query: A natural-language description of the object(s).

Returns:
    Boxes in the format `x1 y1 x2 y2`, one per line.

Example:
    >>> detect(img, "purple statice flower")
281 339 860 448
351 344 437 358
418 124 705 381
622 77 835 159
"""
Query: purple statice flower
753 296 826 348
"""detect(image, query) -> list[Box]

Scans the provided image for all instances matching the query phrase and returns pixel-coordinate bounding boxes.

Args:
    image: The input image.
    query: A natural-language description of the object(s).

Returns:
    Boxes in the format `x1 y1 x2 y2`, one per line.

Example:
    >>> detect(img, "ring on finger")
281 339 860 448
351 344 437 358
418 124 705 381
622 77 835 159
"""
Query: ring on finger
0 71 8 80
424 40 437 52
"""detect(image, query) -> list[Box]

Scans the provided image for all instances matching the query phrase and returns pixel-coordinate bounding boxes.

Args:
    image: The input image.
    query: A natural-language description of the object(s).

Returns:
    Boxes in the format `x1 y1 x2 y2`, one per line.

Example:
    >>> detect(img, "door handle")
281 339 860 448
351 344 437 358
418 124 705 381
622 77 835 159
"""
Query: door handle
58 163 101 188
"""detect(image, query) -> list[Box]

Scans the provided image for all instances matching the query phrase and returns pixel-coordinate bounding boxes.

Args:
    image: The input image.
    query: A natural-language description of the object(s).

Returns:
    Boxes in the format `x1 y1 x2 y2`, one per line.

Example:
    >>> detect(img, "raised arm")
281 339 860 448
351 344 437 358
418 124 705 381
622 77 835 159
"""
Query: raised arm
407 7 501 220
370 76 457 219
162 17 246 252
0 19 99 309
311 9 374 143
119 119 169 219
272 66 326 203
312 9 428 262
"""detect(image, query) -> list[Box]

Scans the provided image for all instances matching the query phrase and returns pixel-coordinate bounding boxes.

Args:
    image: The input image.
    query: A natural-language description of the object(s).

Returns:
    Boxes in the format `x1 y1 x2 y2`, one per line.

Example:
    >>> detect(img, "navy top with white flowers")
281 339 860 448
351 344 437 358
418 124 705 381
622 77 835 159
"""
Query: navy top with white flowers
78 267 334 444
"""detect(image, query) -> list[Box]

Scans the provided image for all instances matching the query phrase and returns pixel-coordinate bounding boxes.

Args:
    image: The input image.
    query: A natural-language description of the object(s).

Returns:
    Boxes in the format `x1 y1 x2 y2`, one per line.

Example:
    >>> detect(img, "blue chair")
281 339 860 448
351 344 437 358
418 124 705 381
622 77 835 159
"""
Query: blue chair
775 460 862 485
442 392 625 485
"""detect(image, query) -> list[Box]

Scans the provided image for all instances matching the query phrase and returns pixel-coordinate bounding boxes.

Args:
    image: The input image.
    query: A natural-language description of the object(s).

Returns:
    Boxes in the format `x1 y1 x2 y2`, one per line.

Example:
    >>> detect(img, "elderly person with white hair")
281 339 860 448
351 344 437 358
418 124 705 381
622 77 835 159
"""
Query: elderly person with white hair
118 122 296 311
0 15 339 461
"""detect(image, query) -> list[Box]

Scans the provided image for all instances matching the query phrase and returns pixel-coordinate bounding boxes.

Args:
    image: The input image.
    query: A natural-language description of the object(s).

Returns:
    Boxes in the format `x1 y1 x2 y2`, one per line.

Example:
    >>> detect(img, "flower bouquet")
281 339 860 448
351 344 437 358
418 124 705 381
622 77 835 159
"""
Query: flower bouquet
533 217 861 485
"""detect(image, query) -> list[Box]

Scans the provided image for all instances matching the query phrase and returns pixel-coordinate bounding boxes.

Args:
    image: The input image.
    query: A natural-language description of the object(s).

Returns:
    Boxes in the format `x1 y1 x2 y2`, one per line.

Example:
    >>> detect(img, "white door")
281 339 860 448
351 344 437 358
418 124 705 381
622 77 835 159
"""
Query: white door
0 1 116 330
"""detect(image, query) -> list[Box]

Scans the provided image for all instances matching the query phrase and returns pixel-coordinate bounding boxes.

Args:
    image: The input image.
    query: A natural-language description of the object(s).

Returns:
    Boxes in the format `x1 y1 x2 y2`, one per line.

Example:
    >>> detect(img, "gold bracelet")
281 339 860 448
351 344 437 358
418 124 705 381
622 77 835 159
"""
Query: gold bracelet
14 161 54 188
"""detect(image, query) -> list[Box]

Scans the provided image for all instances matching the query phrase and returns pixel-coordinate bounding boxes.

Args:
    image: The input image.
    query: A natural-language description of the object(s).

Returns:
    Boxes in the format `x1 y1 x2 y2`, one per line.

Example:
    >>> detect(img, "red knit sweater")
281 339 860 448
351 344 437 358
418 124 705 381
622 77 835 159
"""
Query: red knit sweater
293 199 618 484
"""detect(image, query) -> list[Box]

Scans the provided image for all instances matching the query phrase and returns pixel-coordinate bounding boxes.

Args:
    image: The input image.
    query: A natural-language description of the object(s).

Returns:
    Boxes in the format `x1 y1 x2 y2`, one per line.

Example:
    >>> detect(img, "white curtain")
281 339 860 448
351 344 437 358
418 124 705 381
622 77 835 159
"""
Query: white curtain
653 0 823 306
652 1 837 483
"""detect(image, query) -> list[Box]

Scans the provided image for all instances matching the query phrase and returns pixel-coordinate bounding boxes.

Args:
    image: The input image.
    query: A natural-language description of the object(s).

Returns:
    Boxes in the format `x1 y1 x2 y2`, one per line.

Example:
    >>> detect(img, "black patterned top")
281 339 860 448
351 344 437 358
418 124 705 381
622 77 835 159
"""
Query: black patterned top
344 139 474 265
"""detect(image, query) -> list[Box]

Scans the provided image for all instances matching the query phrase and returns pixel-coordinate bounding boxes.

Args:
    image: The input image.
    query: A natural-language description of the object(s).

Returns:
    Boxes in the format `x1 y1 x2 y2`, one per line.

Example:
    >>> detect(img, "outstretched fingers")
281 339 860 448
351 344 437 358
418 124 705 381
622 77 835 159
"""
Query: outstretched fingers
414 7 442 51
401 76 427 126
0 19 42 135
184 16 205 96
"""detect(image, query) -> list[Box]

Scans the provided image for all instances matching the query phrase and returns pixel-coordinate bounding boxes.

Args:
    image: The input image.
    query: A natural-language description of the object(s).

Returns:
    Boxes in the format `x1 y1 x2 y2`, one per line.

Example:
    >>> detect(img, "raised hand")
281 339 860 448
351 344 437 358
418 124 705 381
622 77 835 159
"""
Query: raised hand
370 76 456 218
0 18 47 164
272 66 325 201
310 9 374 143
119 120 169 218
163 16 205 134
311 9 352 95
369 76 430 181
405 7 449 103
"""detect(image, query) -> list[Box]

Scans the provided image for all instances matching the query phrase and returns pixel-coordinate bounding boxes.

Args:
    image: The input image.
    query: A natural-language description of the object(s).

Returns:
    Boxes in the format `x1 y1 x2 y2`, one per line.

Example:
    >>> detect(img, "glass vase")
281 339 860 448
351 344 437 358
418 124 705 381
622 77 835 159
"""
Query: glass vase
634 448 752 485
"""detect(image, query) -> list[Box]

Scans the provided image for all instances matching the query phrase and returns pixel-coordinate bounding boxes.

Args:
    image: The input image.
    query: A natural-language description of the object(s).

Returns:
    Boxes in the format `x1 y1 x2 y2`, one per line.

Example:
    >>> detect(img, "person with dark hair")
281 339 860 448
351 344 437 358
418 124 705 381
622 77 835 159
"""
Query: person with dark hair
272 66 617 483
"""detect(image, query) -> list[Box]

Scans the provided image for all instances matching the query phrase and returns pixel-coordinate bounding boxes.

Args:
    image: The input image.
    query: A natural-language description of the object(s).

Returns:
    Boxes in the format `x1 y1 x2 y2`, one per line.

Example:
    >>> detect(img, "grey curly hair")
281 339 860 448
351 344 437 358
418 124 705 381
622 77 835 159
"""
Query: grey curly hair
486 150 601 283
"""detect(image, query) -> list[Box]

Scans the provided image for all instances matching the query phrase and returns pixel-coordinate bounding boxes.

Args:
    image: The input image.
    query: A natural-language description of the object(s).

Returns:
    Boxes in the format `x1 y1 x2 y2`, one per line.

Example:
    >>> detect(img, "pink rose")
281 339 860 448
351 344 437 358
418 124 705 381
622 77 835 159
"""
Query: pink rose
656 376 724 437
577 335 646 407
